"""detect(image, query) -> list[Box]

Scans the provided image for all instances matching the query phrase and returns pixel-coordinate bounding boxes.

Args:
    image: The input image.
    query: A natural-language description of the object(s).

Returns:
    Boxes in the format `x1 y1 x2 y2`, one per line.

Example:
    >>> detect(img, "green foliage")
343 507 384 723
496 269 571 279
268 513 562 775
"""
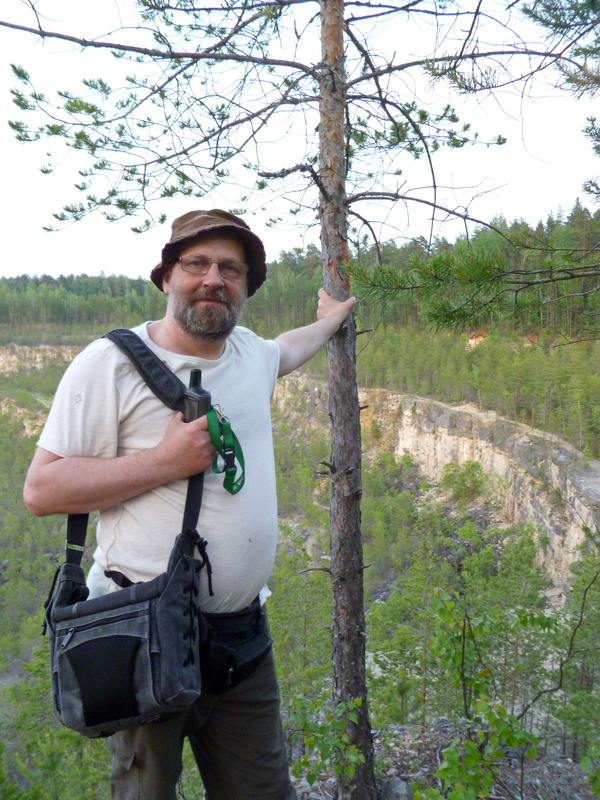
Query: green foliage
2 644 110 799
0 274 166 342
0 741 42 800
414 590 541 800
416 711 537 800
269 526 332 704
0 412 76 671
366 512 547 730
546 540 600 764
581 745 600 797
0 362 68 406
361 453 418 596
289 697 365 787
524 0 600 98
441 461 489 503
347 201 600 346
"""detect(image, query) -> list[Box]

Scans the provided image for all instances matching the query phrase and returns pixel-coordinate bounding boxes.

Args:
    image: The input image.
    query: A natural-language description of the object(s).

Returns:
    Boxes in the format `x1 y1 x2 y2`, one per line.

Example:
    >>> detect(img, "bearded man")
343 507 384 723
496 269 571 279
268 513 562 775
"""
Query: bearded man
24 209 355 800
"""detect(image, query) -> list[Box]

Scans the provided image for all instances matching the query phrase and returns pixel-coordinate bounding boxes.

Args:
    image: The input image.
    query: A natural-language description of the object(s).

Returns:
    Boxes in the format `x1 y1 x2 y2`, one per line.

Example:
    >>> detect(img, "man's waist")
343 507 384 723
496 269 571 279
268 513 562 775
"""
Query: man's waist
203 596 263 634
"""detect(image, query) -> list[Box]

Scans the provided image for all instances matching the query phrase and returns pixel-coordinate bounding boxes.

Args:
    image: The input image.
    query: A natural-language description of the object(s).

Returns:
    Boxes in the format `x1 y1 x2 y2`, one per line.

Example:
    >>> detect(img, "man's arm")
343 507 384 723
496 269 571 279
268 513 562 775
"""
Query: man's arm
276 288 356 377
23 412 216 517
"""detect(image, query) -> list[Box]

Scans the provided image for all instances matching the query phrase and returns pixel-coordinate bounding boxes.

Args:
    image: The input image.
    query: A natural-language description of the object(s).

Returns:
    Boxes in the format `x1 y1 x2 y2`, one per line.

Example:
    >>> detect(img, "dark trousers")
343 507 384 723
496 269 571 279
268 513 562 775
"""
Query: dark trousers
107 648 297 800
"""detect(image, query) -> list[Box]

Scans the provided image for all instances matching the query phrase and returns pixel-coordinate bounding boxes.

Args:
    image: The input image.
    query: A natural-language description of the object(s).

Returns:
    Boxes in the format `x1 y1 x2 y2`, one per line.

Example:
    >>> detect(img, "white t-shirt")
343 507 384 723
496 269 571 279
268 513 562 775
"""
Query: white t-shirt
38 322 281 613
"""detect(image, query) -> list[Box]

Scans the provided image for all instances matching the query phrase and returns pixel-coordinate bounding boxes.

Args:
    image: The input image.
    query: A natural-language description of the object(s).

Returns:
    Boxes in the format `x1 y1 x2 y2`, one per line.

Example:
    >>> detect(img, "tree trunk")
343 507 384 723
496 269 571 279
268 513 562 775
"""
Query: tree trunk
318 1 377 798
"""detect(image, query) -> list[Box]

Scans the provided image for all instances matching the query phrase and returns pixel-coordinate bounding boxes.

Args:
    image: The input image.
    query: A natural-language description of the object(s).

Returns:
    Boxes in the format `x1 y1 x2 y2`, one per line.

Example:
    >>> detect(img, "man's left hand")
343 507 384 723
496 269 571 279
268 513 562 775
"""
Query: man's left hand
316 288 357 326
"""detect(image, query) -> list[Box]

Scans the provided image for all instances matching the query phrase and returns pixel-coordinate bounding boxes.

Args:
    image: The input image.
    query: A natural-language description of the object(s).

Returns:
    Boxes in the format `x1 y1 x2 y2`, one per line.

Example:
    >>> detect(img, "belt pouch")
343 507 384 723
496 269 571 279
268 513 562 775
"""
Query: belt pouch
201 598 272 694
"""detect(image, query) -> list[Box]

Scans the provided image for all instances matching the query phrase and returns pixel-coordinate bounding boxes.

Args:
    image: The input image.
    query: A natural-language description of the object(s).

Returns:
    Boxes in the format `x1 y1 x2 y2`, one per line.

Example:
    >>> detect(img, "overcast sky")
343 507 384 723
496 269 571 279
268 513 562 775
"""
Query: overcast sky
0 2 596 281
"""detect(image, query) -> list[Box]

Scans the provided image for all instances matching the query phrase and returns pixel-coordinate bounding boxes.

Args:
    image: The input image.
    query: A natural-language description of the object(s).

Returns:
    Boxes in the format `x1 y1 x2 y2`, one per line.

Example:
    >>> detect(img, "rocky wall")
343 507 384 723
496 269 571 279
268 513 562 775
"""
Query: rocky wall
274 376 600 604
363 391 600 605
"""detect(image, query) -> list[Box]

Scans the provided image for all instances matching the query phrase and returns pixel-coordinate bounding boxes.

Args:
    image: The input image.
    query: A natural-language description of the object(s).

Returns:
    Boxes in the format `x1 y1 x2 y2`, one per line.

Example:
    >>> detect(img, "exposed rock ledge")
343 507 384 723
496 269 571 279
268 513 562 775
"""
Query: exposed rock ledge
275 377 600 606
374 391 600 605
0 344 79 373
0 345 81 436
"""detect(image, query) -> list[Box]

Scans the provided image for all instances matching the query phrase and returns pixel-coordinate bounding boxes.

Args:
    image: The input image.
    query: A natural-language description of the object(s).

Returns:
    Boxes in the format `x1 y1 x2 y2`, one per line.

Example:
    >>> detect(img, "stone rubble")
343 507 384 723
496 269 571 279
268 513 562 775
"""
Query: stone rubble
292 718 596 800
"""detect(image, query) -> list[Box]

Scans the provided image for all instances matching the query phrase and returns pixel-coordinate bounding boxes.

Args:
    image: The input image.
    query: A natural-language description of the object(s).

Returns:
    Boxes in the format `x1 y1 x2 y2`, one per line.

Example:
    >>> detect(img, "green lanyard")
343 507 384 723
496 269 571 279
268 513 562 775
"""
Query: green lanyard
206 409 245 495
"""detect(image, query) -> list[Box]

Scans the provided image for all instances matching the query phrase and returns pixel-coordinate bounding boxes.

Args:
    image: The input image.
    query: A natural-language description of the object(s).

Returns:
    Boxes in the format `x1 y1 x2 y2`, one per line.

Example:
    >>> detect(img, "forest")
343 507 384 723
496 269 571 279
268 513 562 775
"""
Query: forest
1 202 600 797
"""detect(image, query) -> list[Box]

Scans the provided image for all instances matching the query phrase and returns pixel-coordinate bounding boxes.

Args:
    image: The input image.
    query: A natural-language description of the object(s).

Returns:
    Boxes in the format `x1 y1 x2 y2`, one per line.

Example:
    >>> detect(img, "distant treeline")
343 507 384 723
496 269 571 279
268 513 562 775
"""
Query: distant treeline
1 199 599 338
1 201 600 453
0 274 167 336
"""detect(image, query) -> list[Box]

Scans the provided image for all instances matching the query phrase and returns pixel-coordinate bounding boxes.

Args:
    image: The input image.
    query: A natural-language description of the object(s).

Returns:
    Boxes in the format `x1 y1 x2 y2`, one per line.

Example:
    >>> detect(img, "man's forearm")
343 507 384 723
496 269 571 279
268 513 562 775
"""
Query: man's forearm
276 316 343 377
23 448 183 516
24 414 216 517
276 289 356 376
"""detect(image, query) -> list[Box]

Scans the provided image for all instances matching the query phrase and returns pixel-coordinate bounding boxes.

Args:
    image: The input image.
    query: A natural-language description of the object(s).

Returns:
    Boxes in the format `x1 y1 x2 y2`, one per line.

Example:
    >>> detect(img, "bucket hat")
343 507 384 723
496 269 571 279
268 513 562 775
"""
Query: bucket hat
151 209 267 296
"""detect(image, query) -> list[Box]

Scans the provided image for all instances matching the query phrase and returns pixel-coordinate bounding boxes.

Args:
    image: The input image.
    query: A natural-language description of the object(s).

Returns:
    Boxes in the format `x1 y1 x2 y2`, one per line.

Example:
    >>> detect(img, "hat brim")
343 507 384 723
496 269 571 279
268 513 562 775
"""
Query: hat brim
151 225 266 297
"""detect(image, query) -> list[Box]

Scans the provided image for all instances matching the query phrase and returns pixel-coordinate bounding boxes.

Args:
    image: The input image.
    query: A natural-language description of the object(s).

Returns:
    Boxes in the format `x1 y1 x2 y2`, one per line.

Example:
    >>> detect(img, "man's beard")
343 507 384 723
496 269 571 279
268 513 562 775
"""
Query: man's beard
170 288 245 342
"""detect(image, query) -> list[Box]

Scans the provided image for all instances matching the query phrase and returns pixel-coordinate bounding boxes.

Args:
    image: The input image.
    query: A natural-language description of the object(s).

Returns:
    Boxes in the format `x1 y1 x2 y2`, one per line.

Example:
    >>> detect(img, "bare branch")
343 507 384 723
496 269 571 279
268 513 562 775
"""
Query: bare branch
518 567 600 721
0 18 318 77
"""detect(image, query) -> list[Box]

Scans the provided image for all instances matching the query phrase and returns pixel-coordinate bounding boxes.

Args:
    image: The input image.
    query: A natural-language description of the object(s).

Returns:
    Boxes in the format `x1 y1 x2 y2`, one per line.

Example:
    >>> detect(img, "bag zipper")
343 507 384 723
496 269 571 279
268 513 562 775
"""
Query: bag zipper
58 608 148 648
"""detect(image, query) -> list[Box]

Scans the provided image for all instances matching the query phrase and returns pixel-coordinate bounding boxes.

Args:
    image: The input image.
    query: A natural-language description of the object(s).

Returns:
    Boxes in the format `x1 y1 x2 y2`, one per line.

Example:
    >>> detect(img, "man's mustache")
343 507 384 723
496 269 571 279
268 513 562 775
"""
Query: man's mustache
190 289 230 306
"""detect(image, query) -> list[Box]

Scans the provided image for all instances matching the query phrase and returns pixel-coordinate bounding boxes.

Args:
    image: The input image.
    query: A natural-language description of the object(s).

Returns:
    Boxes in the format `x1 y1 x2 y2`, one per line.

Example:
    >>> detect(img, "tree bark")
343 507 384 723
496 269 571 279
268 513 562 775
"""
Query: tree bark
318 1 377 797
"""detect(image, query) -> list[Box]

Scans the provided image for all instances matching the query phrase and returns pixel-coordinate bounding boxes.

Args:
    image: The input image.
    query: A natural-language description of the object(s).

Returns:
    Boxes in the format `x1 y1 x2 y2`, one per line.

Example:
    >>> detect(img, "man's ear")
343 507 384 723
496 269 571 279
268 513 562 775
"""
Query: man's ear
162 267 172 294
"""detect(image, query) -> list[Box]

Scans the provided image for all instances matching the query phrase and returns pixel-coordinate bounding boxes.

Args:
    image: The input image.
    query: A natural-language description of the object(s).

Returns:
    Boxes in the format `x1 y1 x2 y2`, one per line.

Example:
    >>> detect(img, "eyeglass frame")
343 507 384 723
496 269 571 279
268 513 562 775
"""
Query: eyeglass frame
175 254 249 281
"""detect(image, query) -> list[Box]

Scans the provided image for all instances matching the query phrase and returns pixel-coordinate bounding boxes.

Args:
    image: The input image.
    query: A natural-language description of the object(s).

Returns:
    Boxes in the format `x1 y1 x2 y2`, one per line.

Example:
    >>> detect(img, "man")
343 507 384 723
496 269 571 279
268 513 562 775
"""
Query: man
24 209 356 800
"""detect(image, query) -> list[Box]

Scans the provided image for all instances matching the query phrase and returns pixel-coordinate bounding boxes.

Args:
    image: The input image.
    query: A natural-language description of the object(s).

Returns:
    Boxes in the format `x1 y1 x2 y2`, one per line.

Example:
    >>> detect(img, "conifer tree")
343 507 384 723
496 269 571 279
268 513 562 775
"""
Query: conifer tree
2 2 596 794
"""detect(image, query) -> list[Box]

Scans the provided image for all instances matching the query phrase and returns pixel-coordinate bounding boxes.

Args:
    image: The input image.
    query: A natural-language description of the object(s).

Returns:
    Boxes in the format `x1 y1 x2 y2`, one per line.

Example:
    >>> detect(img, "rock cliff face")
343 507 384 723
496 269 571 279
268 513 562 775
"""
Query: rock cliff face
364 392 600 605
0 344 79 374
275 376 600 605
0 345 80 436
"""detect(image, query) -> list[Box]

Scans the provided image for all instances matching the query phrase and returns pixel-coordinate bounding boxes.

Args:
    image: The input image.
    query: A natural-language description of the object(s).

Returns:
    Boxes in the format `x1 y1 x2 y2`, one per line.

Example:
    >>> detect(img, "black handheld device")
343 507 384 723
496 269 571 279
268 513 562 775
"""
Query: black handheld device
184 369 212 422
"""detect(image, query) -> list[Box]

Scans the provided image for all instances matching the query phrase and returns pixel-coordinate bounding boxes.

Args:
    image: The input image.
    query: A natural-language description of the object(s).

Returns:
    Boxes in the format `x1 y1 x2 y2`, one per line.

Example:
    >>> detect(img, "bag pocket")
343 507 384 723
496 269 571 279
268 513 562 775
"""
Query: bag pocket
52 602 157 732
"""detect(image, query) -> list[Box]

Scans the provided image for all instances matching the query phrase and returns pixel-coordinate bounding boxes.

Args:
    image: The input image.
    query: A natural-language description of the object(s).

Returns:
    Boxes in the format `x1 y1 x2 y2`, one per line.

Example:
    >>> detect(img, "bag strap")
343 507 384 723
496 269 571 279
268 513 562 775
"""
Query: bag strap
65 513 89 566
104 326 207 527
104 328 187 413
63 329 202 569
104 328 244 495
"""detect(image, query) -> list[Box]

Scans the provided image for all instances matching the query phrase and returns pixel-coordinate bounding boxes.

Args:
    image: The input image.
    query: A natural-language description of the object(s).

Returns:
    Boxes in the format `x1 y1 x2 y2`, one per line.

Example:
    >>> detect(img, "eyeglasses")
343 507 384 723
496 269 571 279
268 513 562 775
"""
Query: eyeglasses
176 255 248 281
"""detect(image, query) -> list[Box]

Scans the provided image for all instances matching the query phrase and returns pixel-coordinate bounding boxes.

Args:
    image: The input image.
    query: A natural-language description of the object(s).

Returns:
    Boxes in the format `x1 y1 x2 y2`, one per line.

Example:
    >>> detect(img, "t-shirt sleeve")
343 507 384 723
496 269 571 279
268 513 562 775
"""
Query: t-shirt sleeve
263 337 281 394
38 344 121 459
231 327 280 396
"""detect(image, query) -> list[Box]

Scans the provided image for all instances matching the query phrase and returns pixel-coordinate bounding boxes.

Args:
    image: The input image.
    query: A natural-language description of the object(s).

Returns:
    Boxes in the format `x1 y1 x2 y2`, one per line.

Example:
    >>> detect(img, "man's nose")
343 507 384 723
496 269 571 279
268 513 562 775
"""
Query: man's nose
201 262 225 286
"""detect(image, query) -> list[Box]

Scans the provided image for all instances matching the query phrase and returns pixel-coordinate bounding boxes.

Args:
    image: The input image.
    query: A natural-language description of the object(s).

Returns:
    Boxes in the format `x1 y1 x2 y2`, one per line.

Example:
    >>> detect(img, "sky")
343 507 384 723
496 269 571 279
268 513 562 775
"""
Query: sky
0 1 597 282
